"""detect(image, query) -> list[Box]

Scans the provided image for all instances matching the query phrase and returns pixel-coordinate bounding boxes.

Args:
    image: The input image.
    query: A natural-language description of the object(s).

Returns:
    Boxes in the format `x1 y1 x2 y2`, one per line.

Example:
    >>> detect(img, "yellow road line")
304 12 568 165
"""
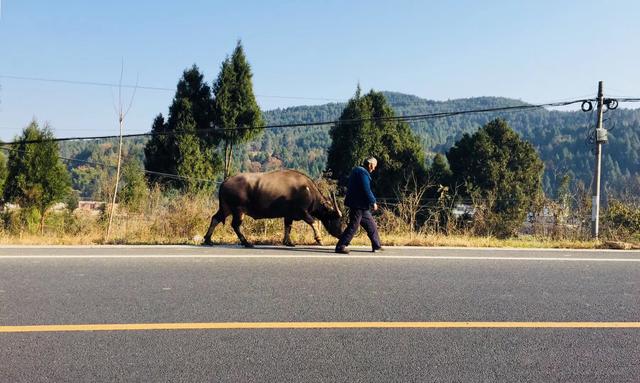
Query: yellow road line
2 322 640 333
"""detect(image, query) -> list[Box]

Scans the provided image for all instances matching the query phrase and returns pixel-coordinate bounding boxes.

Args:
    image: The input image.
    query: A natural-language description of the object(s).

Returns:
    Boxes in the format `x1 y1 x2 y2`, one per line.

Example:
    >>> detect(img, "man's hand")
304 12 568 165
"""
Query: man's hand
372 203 378 211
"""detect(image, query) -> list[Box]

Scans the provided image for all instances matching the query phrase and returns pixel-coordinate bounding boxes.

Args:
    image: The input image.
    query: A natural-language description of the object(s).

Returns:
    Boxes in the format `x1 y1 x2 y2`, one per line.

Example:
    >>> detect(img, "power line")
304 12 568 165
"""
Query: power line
0 98 595 146
615 97 640 103
0 74 345 102
0 74 173 92
0 146 222 185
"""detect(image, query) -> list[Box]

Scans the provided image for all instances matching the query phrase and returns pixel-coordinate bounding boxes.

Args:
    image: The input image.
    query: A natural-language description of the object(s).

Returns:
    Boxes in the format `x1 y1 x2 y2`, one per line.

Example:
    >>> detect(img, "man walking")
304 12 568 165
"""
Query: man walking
335 157 383 254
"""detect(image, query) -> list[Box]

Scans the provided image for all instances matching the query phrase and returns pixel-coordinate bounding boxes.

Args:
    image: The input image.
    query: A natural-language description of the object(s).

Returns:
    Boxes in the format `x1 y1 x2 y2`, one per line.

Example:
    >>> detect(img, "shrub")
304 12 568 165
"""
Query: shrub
603 199 640 241
447 119 544 238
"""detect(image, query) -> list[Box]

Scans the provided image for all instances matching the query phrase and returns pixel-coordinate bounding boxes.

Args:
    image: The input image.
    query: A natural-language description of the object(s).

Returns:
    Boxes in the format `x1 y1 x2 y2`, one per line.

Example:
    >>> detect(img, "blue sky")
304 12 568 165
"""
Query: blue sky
0 0 638 140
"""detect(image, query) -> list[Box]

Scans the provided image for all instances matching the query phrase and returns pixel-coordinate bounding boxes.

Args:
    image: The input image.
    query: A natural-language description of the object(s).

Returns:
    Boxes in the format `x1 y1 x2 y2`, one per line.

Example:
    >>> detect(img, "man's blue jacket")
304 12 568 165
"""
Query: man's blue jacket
344 166 376 209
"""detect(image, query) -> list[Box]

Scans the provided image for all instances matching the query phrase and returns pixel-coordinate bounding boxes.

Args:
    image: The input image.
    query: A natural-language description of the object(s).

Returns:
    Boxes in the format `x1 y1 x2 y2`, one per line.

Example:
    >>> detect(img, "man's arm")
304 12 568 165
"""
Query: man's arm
361 170 376 207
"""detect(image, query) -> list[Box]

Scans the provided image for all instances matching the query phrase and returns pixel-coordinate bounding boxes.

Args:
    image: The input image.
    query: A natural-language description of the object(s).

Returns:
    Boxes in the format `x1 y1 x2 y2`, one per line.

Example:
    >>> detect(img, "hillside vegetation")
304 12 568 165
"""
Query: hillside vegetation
56 91 640 200
260 92 640 198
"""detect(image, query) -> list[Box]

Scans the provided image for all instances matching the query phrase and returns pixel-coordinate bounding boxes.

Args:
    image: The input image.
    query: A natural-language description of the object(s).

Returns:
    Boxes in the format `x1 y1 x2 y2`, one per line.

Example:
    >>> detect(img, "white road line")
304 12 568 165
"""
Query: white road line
0 254 638 262
0 245 636 253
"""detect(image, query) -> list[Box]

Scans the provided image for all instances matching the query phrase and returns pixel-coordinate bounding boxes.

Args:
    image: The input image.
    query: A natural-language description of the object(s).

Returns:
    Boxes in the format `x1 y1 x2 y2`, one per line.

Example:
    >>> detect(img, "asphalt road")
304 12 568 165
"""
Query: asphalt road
0 246 639 382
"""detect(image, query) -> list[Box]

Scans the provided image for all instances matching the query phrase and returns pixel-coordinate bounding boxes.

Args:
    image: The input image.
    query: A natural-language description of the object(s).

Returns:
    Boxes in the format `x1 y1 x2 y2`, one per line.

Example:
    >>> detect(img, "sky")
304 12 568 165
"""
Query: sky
0 0 639 141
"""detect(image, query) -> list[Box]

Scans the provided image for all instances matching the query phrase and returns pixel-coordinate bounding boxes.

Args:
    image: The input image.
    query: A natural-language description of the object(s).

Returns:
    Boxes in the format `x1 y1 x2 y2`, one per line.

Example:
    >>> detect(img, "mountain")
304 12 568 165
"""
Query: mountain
59 92 640 199
256 92 640 197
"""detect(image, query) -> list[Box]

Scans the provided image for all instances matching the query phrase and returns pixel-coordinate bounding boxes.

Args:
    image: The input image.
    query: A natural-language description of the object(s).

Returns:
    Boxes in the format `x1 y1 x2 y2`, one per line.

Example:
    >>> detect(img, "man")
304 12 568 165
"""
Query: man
335 157 383 254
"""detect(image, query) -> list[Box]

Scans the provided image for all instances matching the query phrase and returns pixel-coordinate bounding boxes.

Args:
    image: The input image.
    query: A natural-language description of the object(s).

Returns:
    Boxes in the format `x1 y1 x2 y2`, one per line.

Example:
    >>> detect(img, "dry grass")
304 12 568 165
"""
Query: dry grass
0 213 603 249
0 191 634 250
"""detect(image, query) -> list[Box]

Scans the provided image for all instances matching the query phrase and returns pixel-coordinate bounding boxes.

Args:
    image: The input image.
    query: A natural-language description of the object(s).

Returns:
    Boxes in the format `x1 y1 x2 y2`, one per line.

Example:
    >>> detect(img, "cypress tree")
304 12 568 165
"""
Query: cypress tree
167 65 215 144
173 99 218 192
213 41 264 178
144 65 221 187
143 114 171 184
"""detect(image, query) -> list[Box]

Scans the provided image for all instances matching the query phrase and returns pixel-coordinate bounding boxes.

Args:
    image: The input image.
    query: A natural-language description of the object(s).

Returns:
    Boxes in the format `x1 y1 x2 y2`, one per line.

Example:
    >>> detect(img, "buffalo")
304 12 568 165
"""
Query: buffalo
203 170 343 247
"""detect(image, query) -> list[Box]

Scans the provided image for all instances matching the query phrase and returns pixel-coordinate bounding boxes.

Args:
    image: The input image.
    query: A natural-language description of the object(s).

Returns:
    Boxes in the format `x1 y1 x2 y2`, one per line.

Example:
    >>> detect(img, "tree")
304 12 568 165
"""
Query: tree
213 41 264 178
67 140 120 201
167 65 216 147
0 151 7 198
326 88 426 196
4 121 72 234
429 153 452 187
145 65 221 188
120 160 149 213
173 99 219 192
143 114 171 184
446 118 544 237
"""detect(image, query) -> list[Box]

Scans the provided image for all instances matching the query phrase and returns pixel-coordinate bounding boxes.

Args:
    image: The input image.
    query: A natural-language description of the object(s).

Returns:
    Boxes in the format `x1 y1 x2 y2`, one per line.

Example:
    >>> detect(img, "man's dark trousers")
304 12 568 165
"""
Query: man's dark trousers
336 208 381 249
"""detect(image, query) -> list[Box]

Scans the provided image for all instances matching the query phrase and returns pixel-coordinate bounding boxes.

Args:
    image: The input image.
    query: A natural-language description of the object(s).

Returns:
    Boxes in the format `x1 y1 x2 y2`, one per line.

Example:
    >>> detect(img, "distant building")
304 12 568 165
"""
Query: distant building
78 201 106 211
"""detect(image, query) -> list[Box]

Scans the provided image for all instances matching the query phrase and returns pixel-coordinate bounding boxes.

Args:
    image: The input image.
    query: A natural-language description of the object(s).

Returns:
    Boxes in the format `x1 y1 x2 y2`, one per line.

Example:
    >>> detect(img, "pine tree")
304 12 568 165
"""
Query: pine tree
143 114 171 184
213 41 264 178
327 88 426 196
173 99 218 192
144 65 221 187
167 65 216 145
4 121 72 234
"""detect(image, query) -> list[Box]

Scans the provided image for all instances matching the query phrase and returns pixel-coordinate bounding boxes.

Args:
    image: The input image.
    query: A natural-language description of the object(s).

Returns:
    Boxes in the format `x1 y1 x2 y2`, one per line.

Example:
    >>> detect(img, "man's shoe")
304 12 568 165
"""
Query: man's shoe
335 246 350 254
372 246 384 253
203 237 214 246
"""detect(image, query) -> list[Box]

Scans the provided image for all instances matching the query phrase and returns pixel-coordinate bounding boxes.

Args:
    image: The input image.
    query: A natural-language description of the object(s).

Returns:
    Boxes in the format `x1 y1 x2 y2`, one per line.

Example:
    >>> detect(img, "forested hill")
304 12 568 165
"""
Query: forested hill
259 92 640 196
59 92 639 199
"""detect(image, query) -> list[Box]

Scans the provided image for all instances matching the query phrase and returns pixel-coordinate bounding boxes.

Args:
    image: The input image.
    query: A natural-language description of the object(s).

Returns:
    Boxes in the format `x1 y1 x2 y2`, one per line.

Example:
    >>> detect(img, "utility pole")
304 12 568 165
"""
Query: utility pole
591 81 606 239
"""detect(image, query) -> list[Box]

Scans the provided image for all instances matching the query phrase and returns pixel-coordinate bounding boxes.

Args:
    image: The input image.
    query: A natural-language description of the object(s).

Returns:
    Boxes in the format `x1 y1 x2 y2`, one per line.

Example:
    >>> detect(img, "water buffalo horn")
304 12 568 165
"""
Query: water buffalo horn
330 192 342 217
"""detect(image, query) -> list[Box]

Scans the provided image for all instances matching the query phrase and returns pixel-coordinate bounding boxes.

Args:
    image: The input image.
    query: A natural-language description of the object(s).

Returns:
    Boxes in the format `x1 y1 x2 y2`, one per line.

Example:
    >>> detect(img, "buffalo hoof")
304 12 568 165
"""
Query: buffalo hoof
284 242 295 247
202 238 214 246
243 243 255 249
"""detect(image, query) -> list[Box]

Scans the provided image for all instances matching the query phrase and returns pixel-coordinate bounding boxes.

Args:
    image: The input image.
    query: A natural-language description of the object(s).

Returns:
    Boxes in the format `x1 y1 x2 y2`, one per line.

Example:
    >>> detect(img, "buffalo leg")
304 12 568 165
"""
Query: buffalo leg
232 212 253 248
203 210 227 246
283 218 294 247
303 212 323 245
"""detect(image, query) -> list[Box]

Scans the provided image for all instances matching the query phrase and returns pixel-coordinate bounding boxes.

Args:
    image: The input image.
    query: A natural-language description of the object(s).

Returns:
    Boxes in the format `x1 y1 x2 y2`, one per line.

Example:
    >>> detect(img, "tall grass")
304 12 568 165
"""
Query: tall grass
0 187 637 249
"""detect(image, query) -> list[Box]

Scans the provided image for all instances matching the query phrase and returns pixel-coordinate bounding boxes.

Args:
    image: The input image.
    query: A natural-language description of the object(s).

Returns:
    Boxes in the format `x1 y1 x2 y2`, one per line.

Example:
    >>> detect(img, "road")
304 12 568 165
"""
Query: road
0 246 639 382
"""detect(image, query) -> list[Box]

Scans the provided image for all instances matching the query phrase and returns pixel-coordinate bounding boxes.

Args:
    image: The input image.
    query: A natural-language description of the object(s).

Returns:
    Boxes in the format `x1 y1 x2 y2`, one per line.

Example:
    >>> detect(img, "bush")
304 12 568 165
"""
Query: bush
23 207 41 235
376 206 410 235
66 191 80 212
2 210 22 235
603 199 640 241
151 192 214 240
120 161 149 213
1 207 41 235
